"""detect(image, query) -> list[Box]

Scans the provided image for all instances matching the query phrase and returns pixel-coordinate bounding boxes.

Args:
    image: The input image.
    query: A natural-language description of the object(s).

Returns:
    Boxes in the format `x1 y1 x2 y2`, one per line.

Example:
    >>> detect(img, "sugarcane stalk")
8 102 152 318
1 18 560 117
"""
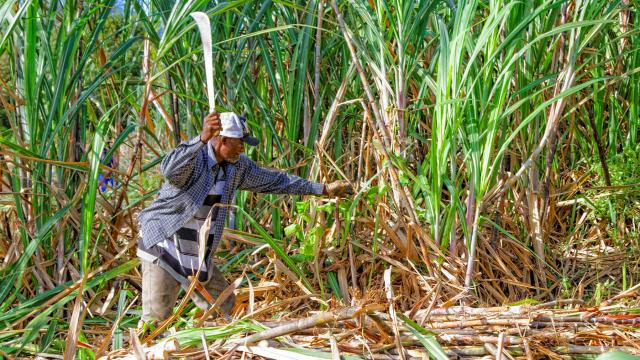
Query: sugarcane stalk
234 304 385 344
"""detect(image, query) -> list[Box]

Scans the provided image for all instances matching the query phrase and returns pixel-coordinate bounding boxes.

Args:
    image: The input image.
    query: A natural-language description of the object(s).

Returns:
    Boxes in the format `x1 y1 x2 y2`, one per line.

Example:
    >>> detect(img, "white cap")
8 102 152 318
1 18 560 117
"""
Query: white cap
219 112 259 146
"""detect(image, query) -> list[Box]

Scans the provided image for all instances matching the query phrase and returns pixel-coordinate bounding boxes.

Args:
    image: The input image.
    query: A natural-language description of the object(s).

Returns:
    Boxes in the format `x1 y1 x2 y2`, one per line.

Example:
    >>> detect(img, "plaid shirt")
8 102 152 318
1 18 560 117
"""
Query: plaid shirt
138 136 324 252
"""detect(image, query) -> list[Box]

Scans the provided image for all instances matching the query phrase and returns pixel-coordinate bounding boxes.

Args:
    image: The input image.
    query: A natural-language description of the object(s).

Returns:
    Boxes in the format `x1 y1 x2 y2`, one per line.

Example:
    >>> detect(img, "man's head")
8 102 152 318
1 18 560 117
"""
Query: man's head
212 112 258 163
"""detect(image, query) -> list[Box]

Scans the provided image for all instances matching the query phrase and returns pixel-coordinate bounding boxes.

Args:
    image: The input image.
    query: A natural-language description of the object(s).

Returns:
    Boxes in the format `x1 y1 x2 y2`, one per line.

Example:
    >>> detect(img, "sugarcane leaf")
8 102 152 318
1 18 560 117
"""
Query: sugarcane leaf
399 314 448 360
0 201 76 306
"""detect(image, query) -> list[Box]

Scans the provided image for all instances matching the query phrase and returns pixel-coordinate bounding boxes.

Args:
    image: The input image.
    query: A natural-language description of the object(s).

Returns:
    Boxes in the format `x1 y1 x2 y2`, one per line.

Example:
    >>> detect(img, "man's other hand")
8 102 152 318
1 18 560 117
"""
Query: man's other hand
200 112 221 143
324 180 354 197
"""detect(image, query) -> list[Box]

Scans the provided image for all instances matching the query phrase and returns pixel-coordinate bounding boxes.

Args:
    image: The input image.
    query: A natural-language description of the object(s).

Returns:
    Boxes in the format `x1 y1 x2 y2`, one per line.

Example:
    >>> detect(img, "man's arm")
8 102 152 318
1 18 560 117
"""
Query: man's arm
237 157 325 195
160 112 220 188
160 136 206 188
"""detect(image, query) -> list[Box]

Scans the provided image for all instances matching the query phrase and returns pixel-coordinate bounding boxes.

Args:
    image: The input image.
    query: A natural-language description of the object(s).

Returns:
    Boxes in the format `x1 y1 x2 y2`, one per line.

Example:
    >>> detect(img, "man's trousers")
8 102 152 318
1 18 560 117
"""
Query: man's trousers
140 259 235 323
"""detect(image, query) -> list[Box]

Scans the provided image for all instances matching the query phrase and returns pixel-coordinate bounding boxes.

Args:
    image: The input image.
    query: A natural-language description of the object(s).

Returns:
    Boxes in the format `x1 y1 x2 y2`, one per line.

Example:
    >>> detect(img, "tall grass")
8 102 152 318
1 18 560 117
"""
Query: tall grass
0 0 639 356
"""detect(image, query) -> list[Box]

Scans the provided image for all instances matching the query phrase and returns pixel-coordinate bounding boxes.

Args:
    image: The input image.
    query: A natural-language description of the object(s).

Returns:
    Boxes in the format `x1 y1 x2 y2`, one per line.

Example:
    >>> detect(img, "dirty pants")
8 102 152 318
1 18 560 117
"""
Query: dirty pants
140 259 235 323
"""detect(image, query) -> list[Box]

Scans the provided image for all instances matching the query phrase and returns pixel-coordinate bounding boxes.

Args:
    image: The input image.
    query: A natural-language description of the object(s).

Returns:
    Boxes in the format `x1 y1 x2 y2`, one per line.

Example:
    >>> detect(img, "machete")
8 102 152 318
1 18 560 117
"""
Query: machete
190 11 216 113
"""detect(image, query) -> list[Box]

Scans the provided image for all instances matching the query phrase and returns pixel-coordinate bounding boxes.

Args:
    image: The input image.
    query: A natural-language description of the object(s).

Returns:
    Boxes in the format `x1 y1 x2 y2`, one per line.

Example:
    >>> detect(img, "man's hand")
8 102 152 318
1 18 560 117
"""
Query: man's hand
200 112 221 143
324 180 354 197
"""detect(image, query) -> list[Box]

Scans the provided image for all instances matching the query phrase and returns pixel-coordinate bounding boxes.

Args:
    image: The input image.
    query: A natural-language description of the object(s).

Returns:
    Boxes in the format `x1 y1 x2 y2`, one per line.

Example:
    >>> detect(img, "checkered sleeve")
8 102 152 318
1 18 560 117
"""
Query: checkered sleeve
160 136 206 188
238 157 325 195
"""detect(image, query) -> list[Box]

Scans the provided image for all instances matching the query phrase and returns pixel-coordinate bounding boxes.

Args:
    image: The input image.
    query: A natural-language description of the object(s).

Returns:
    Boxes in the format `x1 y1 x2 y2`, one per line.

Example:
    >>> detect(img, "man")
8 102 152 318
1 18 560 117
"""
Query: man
137 112 352 324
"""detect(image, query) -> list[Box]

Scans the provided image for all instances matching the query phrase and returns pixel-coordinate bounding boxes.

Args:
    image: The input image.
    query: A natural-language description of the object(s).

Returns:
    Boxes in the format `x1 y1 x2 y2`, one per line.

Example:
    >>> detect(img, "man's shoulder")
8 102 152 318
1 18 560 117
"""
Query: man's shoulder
225 155 252 178
236 154 255 167
230 155 265 181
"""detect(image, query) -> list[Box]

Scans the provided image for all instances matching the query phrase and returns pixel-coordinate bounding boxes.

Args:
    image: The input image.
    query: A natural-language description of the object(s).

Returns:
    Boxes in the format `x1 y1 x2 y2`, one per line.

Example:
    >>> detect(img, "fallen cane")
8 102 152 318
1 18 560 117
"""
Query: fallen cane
189 275 215 304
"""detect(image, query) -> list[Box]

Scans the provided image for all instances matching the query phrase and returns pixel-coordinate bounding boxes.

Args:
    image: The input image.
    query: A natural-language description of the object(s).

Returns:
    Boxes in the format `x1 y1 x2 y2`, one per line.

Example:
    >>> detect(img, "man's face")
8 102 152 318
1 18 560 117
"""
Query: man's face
219 137 245 163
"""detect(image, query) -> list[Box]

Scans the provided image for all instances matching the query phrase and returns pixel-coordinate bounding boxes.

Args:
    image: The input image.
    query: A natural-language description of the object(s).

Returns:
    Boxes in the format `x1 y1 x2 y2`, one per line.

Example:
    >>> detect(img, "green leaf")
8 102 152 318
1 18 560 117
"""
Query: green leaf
284 223 302 240
399 314 448 360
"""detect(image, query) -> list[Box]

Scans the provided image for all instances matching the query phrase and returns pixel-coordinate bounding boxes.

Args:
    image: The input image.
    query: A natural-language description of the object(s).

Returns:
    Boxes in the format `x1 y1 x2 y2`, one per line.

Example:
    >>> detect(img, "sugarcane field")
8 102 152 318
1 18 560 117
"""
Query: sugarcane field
2 0 640 359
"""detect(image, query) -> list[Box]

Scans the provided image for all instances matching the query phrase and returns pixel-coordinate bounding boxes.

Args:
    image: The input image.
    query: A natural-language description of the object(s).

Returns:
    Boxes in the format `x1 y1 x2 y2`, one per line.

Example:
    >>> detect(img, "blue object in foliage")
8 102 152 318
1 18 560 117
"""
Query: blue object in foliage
98 173 115 192
98 148 115 192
